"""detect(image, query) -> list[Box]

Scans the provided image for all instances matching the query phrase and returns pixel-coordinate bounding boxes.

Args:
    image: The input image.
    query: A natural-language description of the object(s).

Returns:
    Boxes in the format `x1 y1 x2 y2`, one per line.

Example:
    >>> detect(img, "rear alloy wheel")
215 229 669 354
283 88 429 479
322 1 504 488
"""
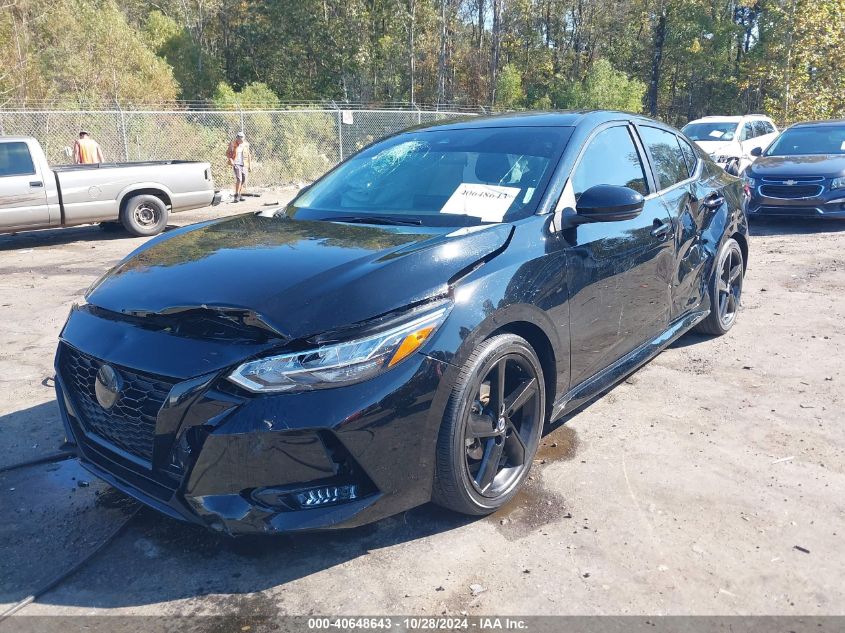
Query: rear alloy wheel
120 194 169 237
695 237 744 336
433 334 545 515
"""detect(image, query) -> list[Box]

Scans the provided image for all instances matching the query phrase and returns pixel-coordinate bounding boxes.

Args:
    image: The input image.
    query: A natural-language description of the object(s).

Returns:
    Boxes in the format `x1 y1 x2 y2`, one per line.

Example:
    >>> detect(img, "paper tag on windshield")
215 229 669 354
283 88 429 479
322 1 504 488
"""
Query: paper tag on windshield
708 130 724 139
440 183 520 222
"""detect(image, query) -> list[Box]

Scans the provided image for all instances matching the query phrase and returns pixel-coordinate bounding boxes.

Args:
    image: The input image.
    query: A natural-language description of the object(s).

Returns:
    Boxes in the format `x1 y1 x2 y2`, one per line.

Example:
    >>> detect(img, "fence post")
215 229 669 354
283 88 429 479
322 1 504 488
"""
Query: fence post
115 100 129 162
331 101 343 162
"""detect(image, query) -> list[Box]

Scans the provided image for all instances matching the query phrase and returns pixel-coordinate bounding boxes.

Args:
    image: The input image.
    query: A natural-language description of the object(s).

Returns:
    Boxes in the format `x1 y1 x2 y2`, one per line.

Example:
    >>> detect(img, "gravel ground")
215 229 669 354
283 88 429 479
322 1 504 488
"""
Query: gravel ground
1 193 843 619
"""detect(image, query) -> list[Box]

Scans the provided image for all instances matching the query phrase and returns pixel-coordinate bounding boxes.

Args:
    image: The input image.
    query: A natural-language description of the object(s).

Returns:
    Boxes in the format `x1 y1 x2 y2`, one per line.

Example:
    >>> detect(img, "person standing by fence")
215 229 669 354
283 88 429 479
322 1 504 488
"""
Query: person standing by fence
73 130 104 164
226 132 251 202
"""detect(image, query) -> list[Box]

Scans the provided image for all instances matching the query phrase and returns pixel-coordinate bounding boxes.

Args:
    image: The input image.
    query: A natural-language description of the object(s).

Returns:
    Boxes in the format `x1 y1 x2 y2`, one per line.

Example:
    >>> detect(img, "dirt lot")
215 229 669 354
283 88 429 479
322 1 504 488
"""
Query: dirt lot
1 193 844 620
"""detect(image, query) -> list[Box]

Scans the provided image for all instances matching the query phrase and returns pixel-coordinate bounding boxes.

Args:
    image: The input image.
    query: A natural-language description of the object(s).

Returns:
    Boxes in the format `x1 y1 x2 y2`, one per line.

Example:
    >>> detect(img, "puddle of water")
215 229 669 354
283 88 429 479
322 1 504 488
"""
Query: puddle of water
535 424 579 462
485 426 579 539
488 478 569 540
0 458 138 602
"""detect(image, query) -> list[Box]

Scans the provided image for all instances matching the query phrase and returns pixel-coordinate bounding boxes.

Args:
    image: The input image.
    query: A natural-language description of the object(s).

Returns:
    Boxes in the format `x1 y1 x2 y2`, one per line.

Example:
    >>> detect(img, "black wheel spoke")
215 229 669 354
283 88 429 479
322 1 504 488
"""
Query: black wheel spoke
504 420 527 466
476 438 505 492
468 412 496 438
503 377 537 418
729 264 742 284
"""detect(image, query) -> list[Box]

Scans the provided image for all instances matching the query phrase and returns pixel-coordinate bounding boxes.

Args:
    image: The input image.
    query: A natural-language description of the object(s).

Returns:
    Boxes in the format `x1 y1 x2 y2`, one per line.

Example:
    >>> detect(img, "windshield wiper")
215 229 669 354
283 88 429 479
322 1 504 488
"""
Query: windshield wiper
327 215 423 226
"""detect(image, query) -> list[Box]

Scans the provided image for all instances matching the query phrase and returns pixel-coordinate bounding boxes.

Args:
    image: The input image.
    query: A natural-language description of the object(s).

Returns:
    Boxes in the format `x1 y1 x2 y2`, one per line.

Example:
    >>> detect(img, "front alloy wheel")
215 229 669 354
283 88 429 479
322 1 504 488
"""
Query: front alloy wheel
434 333 545 514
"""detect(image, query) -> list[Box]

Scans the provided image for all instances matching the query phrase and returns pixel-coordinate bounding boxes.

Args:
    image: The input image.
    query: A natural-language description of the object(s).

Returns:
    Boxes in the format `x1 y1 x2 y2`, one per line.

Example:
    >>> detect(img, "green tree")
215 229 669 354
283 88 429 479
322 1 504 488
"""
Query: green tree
211 82 280 109
495 64 525 108
558 59 646 113
144 9 222 100
0 0 178 106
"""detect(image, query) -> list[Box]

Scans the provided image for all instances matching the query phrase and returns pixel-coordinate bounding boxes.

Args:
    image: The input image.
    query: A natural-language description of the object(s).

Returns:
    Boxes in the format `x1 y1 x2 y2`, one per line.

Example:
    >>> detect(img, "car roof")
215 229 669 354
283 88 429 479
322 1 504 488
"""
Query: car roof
789 119 845 128
412 110 671 133
687 115 772 124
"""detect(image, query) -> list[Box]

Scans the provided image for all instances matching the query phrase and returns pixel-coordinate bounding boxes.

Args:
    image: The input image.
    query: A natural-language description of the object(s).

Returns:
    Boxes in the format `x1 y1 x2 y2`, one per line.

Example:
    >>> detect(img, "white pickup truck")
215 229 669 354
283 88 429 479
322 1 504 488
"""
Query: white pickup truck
0 136 220 237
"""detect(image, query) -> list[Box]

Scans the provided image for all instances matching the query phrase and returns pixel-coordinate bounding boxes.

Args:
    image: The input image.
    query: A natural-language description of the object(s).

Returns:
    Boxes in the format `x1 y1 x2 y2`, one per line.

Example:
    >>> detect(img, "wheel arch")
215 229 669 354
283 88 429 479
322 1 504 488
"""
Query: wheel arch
118 185 173 213
731 231 749 272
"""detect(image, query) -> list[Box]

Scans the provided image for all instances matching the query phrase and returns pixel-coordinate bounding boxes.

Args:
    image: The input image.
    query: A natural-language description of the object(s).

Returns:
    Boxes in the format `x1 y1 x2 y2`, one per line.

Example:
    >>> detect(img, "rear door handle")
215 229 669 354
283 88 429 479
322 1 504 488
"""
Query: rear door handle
651 218 672 240
702 192 725 210
29 180 43 188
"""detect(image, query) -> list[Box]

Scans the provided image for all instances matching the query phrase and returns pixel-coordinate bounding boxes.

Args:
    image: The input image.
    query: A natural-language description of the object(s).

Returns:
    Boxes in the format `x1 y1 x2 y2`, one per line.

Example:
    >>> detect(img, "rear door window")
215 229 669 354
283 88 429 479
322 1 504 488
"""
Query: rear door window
638 126 690 190
0 142 36 177
741 122 755 141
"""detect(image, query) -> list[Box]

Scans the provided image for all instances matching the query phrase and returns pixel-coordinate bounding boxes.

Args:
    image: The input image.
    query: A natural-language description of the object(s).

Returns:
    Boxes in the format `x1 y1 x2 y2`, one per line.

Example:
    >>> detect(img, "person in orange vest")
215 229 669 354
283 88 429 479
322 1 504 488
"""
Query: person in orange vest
73 130 104 164
226 132 252 202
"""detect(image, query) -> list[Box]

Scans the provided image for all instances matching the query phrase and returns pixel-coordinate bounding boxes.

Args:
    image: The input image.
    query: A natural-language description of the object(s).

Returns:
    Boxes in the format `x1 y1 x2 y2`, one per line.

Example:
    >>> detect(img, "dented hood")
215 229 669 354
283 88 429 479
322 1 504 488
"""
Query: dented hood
87 213 511 339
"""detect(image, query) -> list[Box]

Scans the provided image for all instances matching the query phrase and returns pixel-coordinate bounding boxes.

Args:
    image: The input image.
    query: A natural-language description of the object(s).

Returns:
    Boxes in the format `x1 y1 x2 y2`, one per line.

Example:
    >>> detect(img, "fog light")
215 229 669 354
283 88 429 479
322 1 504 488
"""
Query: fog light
252 483 362 510
294 485 359 508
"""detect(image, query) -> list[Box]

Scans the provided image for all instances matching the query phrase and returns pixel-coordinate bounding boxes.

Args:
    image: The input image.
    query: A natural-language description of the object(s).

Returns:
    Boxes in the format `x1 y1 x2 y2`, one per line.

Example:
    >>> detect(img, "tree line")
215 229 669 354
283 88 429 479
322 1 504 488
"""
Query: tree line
2 0 843 125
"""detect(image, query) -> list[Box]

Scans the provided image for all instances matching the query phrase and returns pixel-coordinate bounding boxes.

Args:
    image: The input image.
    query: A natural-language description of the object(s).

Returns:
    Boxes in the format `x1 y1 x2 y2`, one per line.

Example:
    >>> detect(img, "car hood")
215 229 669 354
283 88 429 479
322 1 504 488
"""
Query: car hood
86 213 512 340
748 154 845 178
693 139 738 155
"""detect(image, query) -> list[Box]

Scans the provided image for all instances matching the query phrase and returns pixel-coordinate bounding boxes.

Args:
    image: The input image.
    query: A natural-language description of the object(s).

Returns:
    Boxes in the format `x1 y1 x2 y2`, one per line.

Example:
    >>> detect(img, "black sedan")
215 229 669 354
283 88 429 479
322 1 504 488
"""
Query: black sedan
55 111 748 535
745 119 845 219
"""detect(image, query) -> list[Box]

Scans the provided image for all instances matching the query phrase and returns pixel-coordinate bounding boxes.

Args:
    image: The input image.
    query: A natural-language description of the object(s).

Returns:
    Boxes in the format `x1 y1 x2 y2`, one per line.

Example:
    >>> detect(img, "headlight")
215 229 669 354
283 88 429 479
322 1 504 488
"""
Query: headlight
227 306 450 393
831 177 845 190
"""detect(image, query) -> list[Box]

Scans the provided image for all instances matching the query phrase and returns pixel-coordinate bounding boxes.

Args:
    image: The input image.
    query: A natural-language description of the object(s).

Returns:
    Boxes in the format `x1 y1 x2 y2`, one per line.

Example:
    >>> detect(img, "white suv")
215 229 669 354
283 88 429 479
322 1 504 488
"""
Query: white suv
682 115 779 175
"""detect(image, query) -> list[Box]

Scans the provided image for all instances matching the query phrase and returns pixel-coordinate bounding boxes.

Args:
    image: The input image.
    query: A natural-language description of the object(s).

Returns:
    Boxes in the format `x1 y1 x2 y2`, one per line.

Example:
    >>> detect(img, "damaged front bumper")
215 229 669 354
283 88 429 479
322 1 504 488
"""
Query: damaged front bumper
54 308 448 535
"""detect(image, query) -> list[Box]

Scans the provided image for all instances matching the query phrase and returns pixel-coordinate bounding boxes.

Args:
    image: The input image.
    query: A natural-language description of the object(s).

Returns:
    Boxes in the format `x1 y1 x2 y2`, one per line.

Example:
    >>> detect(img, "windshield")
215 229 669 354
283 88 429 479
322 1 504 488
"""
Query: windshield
765 125 845 156
289 126 571 226
681 122 738 142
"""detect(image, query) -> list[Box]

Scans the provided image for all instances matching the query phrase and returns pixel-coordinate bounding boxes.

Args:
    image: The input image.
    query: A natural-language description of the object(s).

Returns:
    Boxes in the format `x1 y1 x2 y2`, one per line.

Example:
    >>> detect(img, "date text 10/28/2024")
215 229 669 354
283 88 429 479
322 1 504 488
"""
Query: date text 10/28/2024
307 617 529 630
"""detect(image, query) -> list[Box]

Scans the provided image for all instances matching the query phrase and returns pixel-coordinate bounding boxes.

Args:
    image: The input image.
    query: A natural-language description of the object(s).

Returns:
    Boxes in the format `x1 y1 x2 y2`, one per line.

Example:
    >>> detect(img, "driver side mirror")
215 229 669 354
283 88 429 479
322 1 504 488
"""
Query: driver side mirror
574 185 645 223
749 146 763 157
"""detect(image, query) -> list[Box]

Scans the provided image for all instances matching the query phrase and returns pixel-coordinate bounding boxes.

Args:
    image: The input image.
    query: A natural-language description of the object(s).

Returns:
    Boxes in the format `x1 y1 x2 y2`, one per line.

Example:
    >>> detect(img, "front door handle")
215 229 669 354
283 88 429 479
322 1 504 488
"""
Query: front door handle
29 180 43 188
702 192 725 210
651 218 672 240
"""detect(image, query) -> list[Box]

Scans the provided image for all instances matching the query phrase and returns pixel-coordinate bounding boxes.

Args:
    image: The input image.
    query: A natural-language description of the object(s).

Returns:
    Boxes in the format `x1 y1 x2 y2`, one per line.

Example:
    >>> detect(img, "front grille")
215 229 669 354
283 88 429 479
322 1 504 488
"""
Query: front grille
759 184 824 199
59 345 177 461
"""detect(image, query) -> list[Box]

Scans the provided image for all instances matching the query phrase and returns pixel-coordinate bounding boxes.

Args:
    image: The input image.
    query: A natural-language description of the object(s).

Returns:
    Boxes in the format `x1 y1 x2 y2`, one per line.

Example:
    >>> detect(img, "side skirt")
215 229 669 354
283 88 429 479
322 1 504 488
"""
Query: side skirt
550 309 709 421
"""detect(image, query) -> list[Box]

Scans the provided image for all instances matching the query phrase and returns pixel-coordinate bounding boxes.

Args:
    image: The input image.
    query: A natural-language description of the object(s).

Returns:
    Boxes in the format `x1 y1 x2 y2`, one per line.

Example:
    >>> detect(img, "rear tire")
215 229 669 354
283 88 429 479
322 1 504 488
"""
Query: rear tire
695 237 744 336
433 334 545 515
120 194 169 237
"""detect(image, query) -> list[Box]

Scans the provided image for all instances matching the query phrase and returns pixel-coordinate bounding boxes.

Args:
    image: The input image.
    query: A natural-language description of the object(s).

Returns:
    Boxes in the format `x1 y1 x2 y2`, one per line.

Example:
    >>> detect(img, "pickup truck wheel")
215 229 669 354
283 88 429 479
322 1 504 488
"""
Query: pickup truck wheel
120 195 169 237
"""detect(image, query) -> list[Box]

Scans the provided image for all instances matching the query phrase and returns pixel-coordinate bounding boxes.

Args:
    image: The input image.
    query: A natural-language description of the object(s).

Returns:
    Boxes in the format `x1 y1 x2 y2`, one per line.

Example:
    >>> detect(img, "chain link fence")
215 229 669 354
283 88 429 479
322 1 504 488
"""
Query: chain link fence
0 108 474 188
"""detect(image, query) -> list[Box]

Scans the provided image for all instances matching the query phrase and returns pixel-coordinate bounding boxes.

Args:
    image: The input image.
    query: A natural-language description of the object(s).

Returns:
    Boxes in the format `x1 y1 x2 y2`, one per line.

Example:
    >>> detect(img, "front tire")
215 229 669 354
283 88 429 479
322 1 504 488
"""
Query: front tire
433 333 546 515
120 194 169 237
695 237 744 336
